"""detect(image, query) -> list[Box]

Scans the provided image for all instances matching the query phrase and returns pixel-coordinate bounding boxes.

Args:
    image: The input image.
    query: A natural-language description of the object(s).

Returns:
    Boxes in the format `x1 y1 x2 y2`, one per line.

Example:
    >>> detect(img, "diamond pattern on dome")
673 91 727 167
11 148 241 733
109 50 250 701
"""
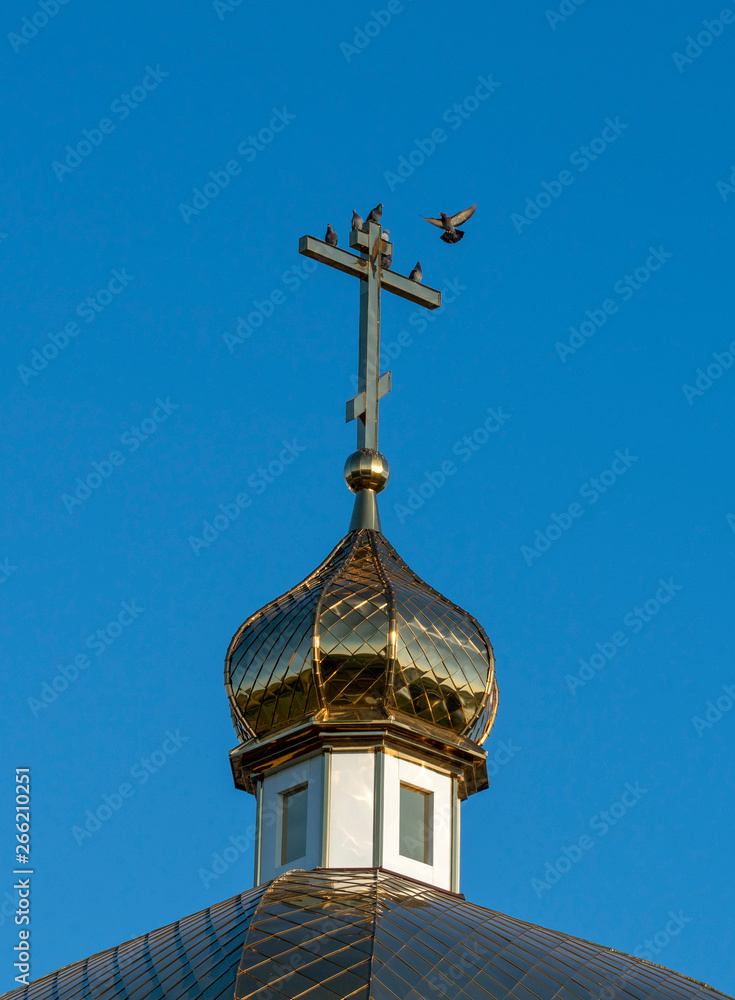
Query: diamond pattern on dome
3 870 731 1000
226 537 355 740
235 597 320 736
225 529 496 742
231 869 733 1000
0 886 264 1000
375 535 490 733
318 542 390 708
235 870 377 1000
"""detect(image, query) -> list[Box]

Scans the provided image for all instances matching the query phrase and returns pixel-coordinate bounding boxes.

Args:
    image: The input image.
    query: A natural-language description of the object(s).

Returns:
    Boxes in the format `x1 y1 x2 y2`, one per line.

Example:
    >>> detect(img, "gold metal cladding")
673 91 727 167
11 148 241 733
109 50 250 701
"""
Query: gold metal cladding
232 868 720 1000
23 867 730 1000
254 782 264 885
344 449 390 494
300 233 441 310
303 223 440 457
225 227 496 764
372 749 385 866
320 751 331 868
345 372 391 425
450 775 460 893
348 228 393 257
471 676 499 745
229 713 489 801
224 528 497 748
298 235 368 280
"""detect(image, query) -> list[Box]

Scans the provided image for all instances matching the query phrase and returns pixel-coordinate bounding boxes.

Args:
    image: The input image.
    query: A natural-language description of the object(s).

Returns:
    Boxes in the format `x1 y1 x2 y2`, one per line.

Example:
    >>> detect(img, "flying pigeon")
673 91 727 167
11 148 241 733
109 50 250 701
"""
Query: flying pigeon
351 210 363 231
366 203 383 224
325 224 338 246
422 204 477 243
409 261 423 283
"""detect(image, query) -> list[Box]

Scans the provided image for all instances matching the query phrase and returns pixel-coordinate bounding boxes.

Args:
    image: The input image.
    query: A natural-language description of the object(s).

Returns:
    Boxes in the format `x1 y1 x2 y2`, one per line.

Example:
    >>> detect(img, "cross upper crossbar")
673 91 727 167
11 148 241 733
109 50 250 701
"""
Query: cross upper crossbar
298 235 441 310
298 220 441 452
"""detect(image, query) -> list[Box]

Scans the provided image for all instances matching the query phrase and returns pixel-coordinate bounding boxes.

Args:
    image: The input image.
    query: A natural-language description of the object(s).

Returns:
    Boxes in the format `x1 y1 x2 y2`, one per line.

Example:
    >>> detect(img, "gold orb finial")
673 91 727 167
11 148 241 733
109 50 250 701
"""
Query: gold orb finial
344 449 390 494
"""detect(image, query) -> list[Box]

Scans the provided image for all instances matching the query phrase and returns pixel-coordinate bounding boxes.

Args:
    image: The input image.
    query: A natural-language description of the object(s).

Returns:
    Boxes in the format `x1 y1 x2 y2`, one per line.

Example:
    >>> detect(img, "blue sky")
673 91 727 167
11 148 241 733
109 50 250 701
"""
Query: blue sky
2 0 734 993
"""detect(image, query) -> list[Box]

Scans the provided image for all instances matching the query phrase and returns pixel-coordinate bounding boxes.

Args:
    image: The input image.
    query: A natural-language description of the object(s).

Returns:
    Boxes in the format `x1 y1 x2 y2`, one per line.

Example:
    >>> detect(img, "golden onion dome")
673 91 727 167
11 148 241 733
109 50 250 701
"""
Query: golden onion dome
225 527 498 745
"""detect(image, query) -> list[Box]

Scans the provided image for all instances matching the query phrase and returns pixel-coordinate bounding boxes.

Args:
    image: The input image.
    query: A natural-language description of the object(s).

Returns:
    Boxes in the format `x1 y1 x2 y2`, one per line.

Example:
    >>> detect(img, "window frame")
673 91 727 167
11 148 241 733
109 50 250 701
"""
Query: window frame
398 781 434 866
279 782 309 866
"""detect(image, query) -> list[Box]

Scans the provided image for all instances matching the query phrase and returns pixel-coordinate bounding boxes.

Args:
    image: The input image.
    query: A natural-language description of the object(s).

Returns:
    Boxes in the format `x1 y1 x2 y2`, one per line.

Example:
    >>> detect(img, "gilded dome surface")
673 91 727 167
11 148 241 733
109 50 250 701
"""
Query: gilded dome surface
4 869 730 1000
225 528 497 744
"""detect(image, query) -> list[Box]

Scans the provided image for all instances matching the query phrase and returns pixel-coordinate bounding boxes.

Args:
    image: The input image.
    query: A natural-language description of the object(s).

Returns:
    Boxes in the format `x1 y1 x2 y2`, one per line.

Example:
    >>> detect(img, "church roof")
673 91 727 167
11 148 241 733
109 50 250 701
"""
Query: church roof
225 528 498 745
5 868 731 1000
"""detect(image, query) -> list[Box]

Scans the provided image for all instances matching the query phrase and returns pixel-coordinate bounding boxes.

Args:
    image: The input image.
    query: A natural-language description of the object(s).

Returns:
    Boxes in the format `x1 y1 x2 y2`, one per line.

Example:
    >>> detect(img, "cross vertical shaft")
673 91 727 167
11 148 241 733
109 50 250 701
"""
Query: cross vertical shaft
357 222 382 451
298 219 441 528
297 220 441 528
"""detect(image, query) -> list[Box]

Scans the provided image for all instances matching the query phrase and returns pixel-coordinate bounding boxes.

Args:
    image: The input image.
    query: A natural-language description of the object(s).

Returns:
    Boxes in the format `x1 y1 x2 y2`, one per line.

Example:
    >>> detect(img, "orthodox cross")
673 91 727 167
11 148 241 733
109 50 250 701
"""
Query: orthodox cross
299 221 441 451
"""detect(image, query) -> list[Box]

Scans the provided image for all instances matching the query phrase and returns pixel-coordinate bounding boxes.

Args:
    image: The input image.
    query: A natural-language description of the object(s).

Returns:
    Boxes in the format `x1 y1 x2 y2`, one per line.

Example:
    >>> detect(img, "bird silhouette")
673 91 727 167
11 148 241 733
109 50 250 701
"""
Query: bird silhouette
422 204 476 243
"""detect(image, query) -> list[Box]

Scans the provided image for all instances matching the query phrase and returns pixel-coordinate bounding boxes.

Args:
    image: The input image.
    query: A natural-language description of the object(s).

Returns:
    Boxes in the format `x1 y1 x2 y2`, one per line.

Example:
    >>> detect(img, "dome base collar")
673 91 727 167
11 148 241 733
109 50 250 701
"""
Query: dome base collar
348 489 382 532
